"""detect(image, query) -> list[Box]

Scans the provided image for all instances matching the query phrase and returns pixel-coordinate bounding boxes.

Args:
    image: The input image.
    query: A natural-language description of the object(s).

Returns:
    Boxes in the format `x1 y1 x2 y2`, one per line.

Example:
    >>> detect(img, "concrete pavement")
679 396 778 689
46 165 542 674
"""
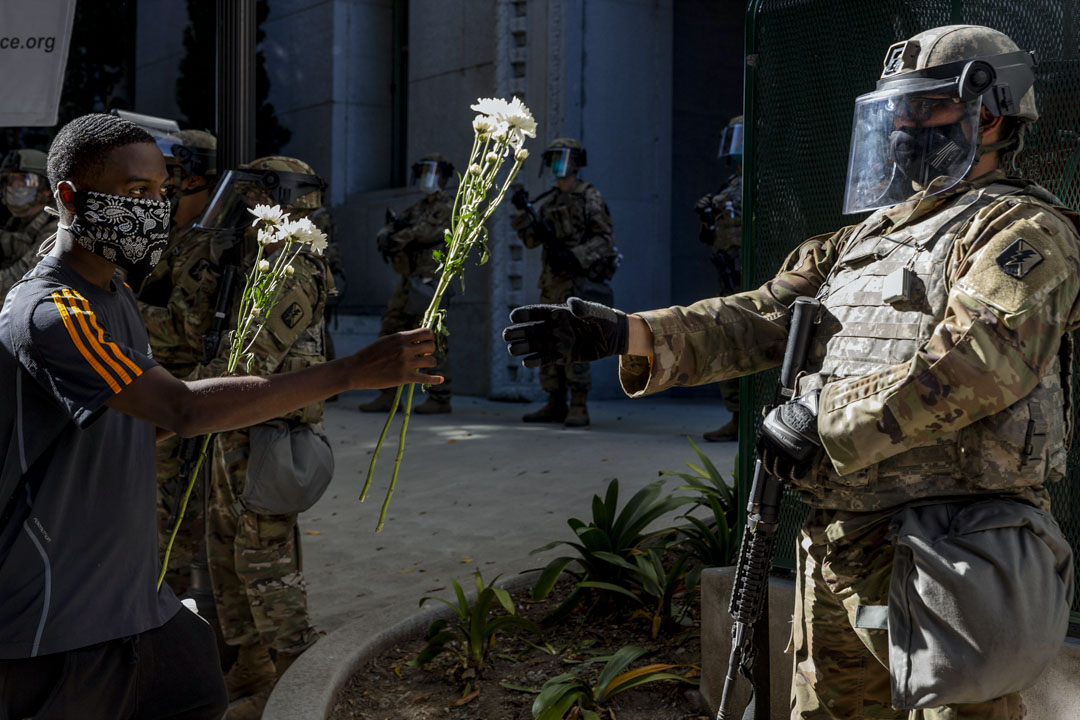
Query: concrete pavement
300 390 738 636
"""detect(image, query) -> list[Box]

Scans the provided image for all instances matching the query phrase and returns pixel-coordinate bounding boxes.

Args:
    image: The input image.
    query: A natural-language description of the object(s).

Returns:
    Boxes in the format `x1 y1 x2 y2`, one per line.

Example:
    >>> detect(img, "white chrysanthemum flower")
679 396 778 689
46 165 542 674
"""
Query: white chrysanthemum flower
470 97 508 118
503 97 537 138
257 228 275 246
492 131 507 144
485 152 499 165
285 265 295 277
306 227 329 255
472 115 493 134
282 217 316 239
468 164 482 176
248 204 284 227
515 148 529 162
258 259 271 273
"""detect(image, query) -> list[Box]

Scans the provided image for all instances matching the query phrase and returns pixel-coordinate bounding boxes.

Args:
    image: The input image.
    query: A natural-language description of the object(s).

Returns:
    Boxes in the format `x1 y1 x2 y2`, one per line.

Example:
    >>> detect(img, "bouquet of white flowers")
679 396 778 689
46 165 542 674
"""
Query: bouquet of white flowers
157 206 328 589
361 97 537 531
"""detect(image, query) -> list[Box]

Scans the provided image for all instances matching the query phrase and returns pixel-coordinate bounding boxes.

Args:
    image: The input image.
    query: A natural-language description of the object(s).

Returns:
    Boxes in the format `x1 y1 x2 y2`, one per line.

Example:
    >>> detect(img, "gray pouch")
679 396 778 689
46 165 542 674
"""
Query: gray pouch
243 421 334 515
887 499 1074 709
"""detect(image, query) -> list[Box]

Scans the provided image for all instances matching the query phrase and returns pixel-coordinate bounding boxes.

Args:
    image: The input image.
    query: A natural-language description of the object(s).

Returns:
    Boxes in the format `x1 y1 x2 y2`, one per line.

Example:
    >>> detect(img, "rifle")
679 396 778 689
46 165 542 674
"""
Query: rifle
711 250 739 296
717 295 820 720
165 435 207 532
202 264 238 365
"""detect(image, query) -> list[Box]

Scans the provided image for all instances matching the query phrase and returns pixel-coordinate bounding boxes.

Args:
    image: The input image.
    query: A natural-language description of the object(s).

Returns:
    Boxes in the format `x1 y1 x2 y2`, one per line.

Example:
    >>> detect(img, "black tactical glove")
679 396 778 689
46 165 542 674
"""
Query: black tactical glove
503 297 629 368
510 185 530 212
694 193 715 218
756 389 822 482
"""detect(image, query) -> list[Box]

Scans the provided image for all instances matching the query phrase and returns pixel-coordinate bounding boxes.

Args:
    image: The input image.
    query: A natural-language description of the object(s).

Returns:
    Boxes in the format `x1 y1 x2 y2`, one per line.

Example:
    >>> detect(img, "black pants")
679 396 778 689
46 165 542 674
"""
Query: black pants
0 605 227 720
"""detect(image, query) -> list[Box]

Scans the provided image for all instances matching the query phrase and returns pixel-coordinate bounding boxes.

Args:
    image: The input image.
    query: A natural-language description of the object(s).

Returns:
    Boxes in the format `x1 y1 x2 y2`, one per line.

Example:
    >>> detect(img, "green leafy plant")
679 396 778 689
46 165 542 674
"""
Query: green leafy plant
531 645 698 720
660 437 739 583
529 479 693 620
582 548 693 639
410 570 541 674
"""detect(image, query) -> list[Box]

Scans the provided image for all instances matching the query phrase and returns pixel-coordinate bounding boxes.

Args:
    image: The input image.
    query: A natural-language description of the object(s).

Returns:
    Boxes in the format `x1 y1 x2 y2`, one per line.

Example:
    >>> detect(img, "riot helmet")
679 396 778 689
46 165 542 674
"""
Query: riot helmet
411 153 454 194
718 115 744 165
540 138 587 178
172 129 218 183
843 25 1038 215
0 149 50 216
195 155 327 232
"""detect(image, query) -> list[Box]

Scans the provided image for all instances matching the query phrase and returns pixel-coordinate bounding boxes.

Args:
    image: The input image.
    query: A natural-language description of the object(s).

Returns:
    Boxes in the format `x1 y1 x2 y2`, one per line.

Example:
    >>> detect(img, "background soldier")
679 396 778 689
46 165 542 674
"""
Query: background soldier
505 26 1077 718
141 130 219 595
189 155 331 720
359 153 454 414
0 149 57 300
511 138 618 427
694 115 743 442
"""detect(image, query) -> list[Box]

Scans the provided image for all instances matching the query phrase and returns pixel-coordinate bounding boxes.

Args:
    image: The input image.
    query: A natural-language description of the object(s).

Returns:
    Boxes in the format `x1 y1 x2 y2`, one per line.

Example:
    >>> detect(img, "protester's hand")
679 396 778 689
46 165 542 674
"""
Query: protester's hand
503 297 629 368
756 389 822 482
349 328 443 389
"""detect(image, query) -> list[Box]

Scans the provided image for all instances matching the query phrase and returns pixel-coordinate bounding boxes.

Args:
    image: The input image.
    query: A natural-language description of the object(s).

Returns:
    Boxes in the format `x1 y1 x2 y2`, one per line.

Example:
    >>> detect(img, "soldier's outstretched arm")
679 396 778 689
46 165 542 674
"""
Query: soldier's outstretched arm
818 201 1080 476
106 328 441 437
618 228 845 396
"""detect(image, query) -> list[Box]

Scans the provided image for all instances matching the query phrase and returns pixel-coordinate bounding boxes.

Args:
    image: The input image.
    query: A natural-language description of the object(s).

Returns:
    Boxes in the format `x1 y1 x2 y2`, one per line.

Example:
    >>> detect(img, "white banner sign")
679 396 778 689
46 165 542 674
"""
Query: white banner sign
0 0 77 127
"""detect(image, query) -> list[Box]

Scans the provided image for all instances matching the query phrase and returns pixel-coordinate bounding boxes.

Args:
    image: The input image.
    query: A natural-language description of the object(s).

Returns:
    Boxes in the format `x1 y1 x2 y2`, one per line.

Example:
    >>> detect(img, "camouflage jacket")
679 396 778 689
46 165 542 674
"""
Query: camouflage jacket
0 208 57 300
511 179 617 286
621 170 1080 511
376 191 452 279
190 237 332 425
697 174 742 252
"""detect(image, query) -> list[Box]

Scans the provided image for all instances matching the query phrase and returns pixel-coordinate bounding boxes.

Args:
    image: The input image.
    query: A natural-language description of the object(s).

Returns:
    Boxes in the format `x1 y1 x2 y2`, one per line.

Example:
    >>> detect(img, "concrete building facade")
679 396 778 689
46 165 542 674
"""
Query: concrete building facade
134 0 744 398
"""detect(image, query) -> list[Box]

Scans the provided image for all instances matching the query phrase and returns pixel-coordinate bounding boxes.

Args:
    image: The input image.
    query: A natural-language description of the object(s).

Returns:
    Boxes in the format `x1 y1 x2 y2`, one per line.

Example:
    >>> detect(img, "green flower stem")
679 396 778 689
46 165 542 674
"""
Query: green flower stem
156 432 213 590
358 384 403 502
363 146 526 532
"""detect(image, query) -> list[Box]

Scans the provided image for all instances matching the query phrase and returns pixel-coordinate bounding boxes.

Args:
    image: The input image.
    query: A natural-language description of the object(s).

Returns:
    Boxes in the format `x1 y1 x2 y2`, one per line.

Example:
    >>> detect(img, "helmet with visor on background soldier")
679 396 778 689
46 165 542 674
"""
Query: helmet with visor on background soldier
411 152 454 194
0 149 58 300
539 137 587 178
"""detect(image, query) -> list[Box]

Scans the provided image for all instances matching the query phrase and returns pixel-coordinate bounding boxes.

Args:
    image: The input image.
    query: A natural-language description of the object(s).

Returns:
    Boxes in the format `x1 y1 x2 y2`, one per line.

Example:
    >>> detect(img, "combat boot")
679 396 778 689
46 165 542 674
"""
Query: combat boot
414 396 452 414
703 412 739 442
225 643 276 702
563 391 590 428
357 388 398 413
523 392 568 423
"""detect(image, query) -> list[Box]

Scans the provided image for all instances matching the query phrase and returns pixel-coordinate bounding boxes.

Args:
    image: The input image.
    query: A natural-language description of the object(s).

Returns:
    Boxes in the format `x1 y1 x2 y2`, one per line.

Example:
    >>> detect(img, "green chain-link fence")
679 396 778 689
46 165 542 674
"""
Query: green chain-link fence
736 0 1080 625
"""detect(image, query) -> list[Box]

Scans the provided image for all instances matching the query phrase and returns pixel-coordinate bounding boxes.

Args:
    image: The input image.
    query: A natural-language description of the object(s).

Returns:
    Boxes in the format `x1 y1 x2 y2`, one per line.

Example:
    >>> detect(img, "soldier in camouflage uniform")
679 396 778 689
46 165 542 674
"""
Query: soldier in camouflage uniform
176 156 331 720
505 26 1078 719
694 115 744 442
140 130 220 595
0 149 57 300
358 153 454 414
511 138 618 427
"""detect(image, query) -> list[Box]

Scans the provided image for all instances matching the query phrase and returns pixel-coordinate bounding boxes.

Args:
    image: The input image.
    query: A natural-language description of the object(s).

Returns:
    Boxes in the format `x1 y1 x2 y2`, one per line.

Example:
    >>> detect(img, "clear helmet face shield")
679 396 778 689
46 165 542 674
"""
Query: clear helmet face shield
718 122 744 162
411 161 441 194
843 78 983 215
194 169 323 231
543 148 574 178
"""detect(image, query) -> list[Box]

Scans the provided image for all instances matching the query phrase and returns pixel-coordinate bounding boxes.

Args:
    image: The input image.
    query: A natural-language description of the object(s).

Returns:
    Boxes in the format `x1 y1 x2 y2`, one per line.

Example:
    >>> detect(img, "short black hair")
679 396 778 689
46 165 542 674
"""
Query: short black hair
47 113 155 192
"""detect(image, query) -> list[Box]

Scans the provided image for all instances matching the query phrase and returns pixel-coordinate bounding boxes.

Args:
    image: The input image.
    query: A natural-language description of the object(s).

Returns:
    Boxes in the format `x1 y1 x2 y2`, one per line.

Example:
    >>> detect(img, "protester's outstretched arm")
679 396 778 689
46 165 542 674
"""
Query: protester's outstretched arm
108 328 441 436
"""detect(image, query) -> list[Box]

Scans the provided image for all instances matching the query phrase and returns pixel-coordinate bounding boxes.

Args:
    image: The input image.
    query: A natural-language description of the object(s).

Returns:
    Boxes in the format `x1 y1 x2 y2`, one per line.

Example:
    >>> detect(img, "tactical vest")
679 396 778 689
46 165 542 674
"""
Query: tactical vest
795 182 1070 511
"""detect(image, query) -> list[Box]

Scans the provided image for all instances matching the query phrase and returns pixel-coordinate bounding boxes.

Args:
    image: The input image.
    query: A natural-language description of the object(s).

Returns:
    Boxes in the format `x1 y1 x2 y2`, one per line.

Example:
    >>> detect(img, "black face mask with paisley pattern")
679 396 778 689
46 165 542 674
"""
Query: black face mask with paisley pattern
59 189 171 283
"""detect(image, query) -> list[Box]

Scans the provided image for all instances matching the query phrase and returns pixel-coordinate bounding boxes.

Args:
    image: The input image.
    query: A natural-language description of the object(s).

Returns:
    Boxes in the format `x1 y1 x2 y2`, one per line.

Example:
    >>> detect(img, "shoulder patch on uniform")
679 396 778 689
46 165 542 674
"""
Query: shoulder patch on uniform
281 301 305 329
188 257 213 282
996 238 1043 279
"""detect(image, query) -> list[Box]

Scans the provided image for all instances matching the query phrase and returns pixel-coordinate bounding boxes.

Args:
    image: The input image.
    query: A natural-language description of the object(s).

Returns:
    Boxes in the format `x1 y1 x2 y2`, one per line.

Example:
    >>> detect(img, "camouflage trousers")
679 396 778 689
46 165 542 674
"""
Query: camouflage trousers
156 434 205 597
205 429 319 654
790 508 1025 719
380 277 451 401
538 276 602 394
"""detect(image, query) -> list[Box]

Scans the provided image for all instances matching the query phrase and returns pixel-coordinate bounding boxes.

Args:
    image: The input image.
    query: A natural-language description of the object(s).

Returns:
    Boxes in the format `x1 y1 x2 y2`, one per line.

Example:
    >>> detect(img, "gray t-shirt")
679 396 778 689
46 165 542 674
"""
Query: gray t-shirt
0 256 179 658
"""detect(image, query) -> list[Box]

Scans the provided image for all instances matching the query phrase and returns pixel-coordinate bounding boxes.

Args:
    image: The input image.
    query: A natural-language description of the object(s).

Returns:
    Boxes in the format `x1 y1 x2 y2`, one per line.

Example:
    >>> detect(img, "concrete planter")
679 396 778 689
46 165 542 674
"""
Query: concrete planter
263 572 540 720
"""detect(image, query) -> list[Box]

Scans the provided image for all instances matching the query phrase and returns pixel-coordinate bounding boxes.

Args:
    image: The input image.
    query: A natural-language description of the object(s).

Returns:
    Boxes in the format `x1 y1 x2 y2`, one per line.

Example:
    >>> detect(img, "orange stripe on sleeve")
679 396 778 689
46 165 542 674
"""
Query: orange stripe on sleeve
68 289 144 378
60 289 133 386
50 291 121 394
